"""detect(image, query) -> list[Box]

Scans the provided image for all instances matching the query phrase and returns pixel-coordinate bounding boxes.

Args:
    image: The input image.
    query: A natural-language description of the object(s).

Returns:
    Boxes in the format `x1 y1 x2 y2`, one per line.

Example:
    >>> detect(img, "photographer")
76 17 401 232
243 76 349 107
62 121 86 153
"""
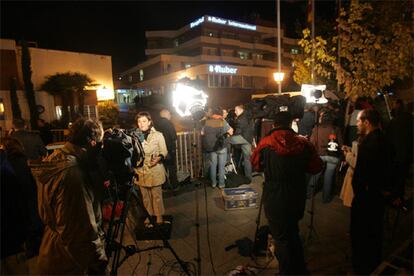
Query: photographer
251 112 323 274
202 107 233 189
30 118 108 275
133 112 168 225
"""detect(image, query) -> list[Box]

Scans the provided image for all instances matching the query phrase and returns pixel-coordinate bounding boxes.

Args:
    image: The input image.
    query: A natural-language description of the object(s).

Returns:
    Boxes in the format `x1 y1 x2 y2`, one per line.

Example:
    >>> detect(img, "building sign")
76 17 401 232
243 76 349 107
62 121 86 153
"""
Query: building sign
190 15 257 31
190 16 204 28
209 65 238 74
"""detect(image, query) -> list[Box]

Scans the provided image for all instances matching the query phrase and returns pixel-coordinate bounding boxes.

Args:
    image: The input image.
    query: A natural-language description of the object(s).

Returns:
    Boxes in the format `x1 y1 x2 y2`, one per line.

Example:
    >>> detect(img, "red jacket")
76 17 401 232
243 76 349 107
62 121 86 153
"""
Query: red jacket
251 128 322 174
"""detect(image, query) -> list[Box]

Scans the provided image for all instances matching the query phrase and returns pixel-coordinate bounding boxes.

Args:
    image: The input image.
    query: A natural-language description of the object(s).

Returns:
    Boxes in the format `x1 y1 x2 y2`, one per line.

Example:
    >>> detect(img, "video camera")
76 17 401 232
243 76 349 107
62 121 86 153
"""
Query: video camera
244 94 307 120
102 128 145 186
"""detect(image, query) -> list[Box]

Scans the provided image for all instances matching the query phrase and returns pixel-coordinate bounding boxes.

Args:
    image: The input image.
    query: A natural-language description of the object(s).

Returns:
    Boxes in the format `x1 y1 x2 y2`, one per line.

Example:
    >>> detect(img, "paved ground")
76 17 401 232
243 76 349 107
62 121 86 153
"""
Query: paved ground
116 175 413 275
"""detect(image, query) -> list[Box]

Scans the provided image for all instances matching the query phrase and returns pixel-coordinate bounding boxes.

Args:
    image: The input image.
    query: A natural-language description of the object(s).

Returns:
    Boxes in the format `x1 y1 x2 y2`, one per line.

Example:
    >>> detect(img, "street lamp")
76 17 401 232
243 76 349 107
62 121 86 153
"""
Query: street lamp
273 72 285 83
276 0 282 93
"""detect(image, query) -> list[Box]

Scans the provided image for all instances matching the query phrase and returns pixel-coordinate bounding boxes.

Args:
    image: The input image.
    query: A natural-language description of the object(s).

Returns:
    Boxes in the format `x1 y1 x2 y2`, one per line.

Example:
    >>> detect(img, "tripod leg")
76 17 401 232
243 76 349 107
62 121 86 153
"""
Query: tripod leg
253 176 265 257
162 239 191 276
306 176 318 244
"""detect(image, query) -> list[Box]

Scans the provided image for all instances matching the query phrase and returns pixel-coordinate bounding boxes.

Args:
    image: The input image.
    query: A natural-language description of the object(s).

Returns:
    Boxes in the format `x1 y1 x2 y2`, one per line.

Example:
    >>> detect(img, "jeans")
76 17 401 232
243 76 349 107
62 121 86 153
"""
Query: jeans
209 148 227 188
229 135 252 180
308 155 340 202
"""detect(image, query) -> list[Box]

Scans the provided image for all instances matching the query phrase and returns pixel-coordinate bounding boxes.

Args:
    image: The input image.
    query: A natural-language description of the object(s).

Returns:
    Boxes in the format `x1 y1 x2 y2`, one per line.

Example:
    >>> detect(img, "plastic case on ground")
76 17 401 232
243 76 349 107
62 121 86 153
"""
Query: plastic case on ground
222 187 258 211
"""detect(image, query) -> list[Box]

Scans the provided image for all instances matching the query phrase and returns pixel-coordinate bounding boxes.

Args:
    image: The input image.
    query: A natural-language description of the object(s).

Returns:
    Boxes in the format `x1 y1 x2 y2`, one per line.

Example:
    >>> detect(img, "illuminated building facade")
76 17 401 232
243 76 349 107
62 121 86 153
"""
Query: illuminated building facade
0 38 114 130
117 15 300 108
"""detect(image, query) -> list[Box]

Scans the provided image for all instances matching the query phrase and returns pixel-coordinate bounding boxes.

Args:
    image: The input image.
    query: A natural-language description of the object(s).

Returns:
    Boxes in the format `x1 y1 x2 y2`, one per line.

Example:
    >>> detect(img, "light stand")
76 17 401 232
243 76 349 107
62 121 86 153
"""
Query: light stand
191 120 202 276
172 82 208 275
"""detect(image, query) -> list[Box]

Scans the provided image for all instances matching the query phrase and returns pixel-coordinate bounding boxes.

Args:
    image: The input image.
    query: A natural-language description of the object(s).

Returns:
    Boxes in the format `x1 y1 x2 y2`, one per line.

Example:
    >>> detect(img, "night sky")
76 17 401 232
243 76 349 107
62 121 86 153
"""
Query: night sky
1 1 336 73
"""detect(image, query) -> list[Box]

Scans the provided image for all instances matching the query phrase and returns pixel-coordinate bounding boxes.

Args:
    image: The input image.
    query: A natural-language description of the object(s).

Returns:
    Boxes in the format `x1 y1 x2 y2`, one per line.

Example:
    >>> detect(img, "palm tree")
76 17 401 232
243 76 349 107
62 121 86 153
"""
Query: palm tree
40 72 96 125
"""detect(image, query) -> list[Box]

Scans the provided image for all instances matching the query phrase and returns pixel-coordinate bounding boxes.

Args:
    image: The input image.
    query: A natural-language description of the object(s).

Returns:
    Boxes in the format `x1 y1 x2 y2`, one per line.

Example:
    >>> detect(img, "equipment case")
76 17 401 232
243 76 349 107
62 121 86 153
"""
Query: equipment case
222 187 258 210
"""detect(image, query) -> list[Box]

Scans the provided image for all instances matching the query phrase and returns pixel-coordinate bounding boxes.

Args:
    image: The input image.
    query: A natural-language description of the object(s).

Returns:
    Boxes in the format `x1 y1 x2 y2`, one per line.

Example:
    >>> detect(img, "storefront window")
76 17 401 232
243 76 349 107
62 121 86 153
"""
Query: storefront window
242 76 252 88
232 76 242 88
221 75 230 88
208 74 219 87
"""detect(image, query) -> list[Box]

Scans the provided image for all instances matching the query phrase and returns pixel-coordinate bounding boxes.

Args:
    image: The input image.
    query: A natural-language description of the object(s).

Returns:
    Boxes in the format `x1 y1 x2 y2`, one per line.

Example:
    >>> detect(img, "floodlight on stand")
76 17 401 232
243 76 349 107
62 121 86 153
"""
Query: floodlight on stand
172 83 208 120
301 84 328 104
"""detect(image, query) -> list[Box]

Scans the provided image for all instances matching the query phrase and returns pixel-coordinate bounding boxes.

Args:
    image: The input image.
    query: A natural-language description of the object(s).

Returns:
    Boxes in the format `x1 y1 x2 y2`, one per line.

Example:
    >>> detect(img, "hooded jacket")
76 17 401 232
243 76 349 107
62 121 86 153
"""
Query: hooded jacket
252 128 323 220
30 143 107 275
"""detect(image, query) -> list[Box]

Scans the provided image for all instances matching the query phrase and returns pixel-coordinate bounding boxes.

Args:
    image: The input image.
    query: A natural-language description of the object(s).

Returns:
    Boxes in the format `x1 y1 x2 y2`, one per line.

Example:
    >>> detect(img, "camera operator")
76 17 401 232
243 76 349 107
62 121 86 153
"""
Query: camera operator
30 118 108 275
251 111 323 275
228 104 254 181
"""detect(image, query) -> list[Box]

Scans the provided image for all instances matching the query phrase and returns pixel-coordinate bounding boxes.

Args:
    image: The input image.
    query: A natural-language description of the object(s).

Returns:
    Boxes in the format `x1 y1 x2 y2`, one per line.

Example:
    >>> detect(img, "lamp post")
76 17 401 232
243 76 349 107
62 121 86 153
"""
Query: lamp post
276 0 283 93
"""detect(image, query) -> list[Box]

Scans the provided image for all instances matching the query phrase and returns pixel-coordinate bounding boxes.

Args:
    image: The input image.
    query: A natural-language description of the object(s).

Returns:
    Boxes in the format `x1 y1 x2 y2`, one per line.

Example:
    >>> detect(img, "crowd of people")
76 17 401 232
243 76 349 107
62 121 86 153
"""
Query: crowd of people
251 98 413 275
0 95 412 274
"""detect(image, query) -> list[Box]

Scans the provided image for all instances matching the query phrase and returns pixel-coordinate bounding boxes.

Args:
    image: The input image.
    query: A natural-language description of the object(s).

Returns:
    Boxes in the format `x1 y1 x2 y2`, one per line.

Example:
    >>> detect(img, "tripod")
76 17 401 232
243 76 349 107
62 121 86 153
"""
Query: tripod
306 102 321 244
105 175 191 275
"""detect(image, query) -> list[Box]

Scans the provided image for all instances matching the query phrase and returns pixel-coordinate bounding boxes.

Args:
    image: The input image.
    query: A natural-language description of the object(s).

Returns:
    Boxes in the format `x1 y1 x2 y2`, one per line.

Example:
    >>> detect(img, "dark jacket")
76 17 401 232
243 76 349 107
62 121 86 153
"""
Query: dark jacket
202 117 230 152
39 124 53 145
155 117 177 155
352 129 392 197
234 112 254 144
310 125 343 156
11 130 47 160
298 111 315 137
0 151 29 259
386 111 413 164
251 128 323 220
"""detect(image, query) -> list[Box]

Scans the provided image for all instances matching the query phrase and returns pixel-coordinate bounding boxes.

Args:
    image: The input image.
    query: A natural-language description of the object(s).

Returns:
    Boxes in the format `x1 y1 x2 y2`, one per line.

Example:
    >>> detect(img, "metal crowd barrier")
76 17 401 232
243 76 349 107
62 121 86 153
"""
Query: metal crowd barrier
176 130 203 179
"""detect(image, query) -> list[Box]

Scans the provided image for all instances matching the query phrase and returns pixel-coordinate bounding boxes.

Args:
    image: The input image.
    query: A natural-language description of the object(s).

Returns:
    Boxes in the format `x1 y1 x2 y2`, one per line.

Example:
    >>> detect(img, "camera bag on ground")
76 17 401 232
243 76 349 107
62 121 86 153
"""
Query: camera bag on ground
225 172 251 188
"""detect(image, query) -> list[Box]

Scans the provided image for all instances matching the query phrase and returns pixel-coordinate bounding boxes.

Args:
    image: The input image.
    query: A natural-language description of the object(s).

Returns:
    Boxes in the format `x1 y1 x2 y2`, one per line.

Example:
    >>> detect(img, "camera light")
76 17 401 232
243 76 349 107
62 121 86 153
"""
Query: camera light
301 84 328 104
172 83 208 117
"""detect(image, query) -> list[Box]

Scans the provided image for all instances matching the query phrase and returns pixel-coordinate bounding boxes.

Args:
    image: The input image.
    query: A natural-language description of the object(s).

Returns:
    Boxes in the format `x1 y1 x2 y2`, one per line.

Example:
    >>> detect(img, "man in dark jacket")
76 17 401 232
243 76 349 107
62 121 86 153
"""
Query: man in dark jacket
10 118 46 160
351 109 392 274
251 112 323 275
156 109 178 190
37 119 53 145
229 105 254 180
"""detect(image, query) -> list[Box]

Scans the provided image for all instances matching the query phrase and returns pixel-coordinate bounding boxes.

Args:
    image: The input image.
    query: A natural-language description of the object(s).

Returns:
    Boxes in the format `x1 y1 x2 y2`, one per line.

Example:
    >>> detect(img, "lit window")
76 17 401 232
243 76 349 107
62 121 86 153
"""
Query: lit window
238 51 249 60
139 70 144 81
209 32 213 37
291 48 299 55
128 75 133 82
174 39 179 47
